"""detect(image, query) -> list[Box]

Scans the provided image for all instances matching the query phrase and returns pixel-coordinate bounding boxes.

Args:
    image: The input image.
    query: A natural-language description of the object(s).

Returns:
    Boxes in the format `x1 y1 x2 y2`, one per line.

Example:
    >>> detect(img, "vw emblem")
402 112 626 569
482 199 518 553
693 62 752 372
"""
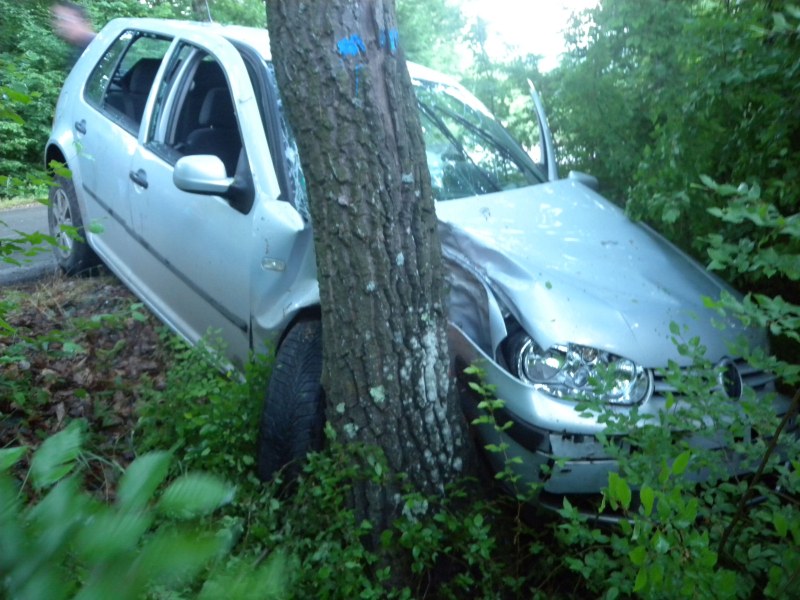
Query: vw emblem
717 359 743 400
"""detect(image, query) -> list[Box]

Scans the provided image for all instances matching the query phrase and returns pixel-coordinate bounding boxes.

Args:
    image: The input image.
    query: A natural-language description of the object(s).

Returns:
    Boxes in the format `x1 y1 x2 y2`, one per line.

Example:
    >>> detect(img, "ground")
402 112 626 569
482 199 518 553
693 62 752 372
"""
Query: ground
0 270 167 497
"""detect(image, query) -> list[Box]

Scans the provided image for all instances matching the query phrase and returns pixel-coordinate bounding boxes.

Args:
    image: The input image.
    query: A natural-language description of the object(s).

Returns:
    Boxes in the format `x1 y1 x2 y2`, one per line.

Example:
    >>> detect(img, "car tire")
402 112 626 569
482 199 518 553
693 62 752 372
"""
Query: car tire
256 319 326 482
48 174 100 276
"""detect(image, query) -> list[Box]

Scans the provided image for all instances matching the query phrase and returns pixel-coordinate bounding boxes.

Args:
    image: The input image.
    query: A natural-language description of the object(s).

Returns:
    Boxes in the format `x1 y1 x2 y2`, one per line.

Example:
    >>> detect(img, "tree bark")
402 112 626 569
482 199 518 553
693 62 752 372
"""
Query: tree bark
192 0 209 21
264 0 473 533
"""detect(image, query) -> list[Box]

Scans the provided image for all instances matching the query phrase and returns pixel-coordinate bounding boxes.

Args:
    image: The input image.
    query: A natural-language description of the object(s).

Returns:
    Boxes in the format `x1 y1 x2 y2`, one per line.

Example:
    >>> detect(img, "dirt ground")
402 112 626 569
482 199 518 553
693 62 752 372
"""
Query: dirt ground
0 271 168 496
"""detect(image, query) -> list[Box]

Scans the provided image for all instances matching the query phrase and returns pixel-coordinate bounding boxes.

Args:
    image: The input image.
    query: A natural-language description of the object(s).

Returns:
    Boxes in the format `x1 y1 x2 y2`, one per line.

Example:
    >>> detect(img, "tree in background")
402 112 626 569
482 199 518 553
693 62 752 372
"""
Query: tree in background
549 0 800 282
396 0 464 73
264 0 474 536
543 0 693 204
461 16 544 154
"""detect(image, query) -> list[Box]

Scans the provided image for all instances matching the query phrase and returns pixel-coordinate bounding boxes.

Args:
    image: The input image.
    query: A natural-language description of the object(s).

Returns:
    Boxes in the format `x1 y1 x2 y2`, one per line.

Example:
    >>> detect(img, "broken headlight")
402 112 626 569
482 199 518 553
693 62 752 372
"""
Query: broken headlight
505 334 652 405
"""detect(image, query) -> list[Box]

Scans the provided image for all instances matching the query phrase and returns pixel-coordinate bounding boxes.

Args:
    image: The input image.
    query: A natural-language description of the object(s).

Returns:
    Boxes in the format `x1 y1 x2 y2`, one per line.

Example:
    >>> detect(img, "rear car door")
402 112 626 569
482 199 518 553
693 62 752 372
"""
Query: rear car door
77 30 171 264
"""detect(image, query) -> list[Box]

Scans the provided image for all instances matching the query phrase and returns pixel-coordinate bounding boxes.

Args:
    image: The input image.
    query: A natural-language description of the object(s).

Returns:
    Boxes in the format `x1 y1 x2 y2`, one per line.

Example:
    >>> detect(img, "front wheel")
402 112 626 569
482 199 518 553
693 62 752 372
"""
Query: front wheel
48 174 100 276
256 319 325 482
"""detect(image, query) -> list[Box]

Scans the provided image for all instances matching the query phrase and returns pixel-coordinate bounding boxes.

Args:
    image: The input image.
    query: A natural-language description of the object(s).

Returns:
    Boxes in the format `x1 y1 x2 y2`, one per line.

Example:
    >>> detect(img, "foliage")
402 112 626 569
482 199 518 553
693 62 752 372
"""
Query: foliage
241 424 555 599
548 0 800 270
0 5 64 197
396 0 465 73
136 334 271 481
462 38 545 153
0 421 281 600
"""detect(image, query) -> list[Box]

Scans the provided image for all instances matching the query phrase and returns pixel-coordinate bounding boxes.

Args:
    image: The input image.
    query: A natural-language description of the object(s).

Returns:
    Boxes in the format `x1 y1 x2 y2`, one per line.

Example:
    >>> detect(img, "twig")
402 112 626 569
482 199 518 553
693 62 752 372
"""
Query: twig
717 387 800 562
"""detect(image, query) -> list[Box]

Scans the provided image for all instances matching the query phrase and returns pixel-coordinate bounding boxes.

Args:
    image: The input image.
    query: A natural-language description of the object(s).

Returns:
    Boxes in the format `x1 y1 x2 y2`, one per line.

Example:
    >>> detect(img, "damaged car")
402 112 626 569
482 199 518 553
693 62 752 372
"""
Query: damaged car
45 19 790 502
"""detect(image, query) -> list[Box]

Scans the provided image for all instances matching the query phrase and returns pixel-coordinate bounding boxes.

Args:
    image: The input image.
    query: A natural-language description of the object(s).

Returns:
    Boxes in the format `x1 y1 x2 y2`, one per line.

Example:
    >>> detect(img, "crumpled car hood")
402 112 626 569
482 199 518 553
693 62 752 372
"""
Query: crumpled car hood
436 179 764 367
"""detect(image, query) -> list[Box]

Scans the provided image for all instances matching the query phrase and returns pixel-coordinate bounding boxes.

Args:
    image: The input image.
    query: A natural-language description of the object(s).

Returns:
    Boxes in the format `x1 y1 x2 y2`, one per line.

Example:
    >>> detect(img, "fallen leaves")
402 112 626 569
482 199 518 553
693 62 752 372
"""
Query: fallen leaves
0 272 169 496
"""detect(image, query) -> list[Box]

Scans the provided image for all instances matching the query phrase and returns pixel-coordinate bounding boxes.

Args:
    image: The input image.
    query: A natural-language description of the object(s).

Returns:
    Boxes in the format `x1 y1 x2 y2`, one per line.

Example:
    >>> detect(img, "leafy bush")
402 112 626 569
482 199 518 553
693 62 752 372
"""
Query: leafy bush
136 335 271 481
0 421 283 600
552 176 800 599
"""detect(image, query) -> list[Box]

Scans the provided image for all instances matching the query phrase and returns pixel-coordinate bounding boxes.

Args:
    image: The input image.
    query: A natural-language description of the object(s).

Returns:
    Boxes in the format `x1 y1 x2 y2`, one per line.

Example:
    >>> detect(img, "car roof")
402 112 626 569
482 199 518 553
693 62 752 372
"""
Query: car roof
100 18 459 87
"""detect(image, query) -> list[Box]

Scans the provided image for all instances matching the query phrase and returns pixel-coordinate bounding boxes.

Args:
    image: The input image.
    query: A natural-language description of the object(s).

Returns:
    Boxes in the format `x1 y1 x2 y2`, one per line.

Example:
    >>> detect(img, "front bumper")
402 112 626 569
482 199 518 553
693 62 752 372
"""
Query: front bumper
450 324 796 498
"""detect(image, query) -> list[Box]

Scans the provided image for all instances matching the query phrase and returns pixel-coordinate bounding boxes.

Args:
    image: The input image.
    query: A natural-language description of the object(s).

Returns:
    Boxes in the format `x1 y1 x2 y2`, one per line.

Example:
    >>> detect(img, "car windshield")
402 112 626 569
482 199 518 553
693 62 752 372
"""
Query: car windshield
413 80 544 201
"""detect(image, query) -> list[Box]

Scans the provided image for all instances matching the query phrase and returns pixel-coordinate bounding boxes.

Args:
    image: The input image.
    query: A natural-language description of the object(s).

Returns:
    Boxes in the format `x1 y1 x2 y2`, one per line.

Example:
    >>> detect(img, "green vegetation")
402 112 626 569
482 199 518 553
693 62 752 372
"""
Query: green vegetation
1 0 798 597
1 271 797 597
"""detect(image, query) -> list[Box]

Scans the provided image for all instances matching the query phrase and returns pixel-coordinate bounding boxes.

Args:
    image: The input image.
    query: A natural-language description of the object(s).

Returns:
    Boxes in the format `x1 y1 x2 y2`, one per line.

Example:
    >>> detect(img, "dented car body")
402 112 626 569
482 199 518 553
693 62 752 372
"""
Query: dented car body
46 19 788 499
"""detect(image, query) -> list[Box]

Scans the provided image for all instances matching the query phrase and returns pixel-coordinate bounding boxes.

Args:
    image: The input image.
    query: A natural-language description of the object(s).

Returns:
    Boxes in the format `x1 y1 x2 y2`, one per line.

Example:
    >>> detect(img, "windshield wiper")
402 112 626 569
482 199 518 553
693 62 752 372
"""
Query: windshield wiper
417 100 502 194
434 103 538 180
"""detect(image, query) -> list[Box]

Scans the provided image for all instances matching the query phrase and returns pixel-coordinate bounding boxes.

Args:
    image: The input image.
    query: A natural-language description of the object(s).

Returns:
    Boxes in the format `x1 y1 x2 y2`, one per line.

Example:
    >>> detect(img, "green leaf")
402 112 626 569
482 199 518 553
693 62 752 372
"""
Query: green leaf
2 87 31 104
700 174 721 191
0 446 27 472
629 545 647 566
117 451 172 511
719 570 737 597
62 341 86 355
671 450 691 476
199 550 290 600
772 512 789 538
608 472 632 511
467 381 484 394
640 484 655 517
158 473 234 519
74 507 154 562
652 532 670 554
128 530 226 593
634 566 648 592
30 421 83 489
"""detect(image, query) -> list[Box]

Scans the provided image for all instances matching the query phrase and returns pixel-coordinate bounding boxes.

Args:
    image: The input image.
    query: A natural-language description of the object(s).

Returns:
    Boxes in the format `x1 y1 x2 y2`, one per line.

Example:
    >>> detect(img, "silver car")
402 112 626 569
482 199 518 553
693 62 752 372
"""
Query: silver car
45 18 787 500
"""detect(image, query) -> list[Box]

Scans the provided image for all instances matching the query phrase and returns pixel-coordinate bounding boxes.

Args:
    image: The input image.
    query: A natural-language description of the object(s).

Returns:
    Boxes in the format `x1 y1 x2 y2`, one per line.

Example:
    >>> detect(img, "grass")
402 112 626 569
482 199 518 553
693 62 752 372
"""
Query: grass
0 193 48 211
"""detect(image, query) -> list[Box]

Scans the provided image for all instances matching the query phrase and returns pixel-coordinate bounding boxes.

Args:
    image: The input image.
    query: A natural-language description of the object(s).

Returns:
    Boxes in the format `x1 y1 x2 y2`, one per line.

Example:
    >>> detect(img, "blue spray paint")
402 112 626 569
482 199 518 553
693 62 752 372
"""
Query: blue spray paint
378 28 399 54
336 28 399 99
353 64 364 97
337 34 367 57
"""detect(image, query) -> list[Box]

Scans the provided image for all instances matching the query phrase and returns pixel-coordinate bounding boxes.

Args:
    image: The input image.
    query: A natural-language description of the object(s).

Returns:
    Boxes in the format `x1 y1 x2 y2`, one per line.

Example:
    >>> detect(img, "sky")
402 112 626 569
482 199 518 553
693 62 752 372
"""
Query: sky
461 0 598 70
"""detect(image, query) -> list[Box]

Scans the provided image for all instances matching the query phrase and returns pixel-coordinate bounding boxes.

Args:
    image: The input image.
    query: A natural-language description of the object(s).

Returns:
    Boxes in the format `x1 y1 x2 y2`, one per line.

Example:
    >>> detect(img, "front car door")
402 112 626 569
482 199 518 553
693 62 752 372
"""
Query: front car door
124 32 276 367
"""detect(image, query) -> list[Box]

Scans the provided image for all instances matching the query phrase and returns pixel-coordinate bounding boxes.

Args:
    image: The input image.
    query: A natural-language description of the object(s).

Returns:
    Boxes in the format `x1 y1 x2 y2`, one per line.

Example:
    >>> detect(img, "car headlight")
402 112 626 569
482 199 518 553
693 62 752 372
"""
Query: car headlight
505 335 652 405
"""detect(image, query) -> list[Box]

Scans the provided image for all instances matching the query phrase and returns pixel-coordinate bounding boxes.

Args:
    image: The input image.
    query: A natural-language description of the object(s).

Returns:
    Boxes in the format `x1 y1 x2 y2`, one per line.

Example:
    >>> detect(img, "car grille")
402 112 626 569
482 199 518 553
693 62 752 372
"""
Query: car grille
651 357 776 400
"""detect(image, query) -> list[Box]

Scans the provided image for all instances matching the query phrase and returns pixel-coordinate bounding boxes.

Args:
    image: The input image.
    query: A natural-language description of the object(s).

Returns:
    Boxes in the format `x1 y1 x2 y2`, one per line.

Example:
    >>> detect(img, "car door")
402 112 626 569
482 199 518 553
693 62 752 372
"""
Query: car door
76 30 171 263
124 36 273 367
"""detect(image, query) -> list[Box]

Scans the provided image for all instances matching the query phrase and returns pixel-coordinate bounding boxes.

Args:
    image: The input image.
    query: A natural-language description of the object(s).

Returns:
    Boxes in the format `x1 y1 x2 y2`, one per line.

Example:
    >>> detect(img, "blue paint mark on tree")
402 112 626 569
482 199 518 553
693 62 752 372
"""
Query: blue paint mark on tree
337 34 367 58
354 64 364 97
378 28 400 54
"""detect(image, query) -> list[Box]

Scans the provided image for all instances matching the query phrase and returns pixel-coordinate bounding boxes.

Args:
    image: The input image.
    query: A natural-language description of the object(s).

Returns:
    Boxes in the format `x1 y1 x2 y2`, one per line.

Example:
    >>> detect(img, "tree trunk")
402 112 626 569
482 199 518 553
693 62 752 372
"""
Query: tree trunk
264 0 473 532
192 0 209 21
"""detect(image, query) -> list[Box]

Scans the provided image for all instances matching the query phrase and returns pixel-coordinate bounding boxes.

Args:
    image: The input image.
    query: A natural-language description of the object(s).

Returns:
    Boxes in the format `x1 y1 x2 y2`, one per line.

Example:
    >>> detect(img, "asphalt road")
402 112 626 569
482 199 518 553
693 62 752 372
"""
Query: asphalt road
0 204 59 286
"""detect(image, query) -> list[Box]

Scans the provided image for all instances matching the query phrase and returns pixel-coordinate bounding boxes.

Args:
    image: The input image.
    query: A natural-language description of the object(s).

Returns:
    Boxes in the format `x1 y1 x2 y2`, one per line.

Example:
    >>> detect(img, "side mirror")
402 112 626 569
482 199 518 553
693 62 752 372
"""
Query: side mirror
173 155 234 195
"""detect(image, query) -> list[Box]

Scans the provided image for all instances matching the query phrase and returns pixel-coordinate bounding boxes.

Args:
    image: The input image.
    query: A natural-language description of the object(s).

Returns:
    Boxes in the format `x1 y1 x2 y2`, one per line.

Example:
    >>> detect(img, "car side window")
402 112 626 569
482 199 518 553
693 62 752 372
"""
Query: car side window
145 45 253 213
147 47 243 178
84 30 171 136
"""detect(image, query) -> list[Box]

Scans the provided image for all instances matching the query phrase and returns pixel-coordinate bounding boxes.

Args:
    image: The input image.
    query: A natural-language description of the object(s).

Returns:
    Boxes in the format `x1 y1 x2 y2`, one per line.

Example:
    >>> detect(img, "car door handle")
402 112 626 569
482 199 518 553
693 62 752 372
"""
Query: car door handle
129 169 148 189
74 119 87 134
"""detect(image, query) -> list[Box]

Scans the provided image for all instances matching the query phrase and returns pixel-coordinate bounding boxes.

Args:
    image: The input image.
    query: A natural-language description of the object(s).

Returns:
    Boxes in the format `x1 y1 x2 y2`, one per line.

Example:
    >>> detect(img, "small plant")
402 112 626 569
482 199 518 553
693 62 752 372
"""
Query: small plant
0 420 278 600
135 334 271 482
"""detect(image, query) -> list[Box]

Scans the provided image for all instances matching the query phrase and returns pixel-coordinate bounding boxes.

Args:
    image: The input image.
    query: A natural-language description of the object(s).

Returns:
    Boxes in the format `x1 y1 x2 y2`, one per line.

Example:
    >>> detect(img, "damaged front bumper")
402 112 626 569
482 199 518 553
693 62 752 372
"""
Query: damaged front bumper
449 323 797 502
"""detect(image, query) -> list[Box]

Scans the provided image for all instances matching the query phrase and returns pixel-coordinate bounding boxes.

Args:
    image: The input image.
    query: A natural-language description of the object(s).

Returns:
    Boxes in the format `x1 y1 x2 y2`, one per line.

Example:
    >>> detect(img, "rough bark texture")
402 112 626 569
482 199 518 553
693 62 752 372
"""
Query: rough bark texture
265 0 473 531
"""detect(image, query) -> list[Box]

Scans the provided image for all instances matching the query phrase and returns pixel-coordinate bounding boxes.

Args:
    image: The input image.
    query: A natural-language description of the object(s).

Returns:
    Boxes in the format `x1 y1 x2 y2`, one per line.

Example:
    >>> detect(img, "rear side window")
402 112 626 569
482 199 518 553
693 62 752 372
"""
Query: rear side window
84 30 172 135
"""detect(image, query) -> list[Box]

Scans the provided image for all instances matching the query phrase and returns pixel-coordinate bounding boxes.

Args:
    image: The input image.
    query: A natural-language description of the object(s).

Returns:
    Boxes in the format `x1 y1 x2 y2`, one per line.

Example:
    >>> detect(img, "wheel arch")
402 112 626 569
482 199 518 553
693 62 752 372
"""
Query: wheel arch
275 305 322 353
44 143 68 174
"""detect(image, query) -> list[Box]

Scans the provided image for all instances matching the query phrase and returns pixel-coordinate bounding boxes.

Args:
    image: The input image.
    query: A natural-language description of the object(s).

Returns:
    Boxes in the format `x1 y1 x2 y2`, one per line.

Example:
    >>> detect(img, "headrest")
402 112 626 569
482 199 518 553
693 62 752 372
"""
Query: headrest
198 87 236 129
128 58 162 94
